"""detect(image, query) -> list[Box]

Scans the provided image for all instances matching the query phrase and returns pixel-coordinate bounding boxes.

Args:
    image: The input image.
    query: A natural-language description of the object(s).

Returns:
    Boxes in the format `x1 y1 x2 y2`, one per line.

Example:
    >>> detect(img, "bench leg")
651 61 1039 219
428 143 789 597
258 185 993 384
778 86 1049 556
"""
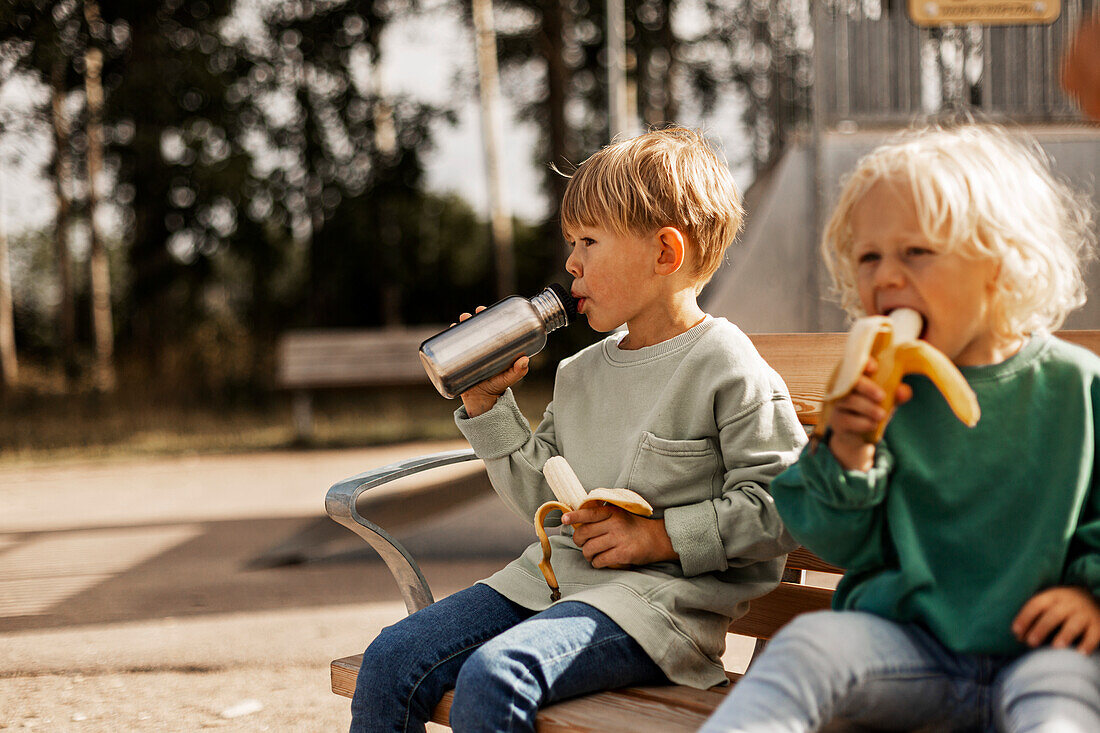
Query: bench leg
292 390 313 440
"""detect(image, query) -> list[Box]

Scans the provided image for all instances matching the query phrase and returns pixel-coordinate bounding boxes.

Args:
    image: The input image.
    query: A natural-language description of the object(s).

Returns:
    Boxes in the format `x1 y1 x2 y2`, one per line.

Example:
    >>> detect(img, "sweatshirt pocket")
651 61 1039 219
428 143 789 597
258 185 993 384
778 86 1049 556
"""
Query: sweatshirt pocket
626 432 721 510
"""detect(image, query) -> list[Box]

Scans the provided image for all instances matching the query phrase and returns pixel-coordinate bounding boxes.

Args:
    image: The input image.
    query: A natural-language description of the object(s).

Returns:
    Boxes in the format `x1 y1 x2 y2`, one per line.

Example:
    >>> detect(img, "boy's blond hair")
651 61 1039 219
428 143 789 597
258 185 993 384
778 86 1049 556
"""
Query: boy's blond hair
559 127 744 291
823 124 1096 338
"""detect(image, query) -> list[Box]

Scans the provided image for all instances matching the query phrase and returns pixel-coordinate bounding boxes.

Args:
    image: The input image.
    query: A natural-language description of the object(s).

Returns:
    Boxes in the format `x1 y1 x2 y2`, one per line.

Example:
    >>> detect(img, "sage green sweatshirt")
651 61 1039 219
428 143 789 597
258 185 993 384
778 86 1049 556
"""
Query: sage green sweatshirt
773 334 1100 655
455 316 806 689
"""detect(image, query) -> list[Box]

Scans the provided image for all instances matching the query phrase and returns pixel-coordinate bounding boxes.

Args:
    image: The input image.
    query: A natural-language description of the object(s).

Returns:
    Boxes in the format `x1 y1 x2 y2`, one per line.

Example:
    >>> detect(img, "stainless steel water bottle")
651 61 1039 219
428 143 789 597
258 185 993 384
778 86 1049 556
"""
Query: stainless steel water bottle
419 284 577 399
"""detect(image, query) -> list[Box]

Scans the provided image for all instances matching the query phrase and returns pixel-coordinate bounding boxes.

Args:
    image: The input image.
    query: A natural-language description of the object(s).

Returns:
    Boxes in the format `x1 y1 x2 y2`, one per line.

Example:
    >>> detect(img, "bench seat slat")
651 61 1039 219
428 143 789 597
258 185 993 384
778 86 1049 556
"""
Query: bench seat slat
612 681 735 715
431 685 725 732
331 654 361 699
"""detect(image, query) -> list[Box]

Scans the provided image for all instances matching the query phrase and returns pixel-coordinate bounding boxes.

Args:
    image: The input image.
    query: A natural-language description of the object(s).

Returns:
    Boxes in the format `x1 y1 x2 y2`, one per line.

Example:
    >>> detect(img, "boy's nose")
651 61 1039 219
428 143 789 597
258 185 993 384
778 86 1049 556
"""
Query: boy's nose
565 250 581 277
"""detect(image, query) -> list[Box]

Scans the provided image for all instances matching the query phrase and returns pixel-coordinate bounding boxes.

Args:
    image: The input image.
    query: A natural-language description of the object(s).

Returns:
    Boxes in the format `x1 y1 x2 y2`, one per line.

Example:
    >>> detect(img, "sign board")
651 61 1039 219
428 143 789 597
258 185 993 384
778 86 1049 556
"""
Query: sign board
909 0 1061 25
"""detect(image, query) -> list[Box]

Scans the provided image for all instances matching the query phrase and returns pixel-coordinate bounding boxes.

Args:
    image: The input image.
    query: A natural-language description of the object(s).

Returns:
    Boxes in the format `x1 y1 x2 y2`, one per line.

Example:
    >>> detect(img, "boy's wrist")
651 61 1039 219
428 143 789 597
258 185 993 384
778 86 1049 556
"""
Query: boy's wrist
461 393 500 418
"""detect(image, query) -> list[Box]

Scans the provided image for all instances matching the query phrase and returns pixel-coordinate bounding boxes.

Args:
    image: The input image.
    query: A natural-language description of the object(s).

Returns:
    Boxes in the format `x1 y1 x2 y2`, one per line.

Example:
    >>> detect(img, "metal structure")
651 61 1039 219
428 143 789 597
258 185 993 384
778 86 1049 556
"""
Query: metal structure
325 448 480 614
811 0 1095 126
706 1 1100 334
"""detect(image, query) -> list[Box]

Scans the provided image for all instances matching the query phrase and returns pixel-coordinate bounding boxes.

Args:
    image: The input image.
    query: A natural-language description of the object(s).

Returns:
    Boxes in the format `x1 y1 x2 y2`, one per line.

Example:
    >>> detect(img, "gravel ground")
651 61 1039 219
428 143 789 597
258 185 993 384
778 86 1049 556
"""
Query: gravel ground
2 666 350 732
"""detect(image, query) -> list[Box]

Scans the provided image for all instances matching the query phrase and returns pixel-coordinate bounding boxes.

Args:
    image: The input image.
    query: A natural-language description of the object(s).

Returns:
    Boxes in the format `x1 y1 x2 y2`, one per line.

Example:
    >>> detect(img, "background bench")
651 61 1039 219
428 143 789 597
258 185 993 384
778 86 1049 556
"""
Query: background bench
323 329 1100 731
275 326 441 438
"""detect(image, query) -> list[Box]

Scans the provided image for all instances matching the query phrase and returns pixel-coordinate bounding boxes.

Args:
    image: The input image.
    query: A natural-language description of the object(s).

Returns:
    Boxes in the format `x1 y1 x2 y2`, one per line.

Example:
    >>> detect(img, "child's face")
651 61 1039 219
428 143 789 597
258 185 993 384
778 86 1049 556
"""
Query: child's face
564 225 661 333
850 180 1007 367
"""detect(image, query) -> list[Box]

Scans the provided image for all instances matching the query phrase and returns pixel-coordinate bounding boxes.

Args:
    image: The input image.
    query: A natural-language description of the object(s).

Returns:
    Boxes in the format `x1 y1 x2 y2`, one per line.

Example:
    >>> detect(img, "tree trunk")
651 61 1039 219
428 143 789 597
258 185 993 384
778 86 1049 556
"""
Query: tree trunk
51 57 77 383
660 4 678 124
0 179 17 388
471 0 516 298
539 0 572 271
83 0 116 392
607 0 629 139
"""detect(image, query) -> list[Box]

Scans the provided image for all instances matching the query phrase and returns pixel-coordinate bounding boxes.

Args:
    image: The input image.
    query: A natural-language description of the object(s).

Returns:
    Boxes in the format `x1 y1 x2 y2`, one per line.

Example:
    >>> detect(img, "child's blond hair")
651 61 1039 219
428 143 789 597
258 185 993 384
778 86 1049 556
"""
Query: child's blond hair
823 124 1096 338
559 127 744 291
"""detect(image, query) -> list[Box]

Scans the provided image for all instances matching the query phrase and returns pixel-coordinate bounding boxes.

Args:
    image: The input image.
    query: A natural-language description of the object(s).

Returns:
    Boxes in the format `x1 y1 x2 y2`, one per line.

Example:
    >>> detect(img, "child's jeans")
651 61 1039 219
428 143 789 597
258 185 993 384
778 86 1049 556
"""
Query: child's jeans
350 582 666 733
699 610 1100 733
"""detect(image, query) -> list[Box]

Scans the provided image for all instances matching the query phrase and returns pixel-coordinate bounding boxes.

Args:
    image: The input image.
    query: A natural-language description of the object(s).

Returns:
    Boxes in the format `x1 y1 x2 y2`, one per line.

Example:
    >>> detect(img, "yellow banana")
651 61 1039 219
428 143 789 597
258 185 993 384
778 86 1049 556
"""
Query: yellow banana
534 456 653 601
815 308 980 444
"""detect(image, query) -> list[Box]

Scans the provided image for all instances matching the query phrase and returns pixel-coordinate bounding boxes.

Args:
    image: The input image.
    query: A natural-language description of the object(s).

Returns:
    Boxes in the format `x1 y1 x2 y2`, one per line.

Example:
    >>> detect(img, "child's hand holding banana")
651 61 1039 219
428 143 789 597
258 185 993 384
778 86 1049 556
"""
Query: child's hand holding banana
535 457 668 601
815 308 980 471
564 504 676 569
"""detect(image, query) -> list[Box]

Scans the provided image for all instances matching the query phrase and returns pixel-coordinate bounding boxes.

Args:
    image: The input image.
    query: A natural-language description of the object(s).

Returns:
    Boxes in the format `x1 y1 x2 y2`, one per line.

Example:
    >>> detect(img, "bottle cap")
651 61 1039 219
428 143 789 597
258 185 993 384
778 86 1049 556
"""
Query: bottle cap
548 283 578 325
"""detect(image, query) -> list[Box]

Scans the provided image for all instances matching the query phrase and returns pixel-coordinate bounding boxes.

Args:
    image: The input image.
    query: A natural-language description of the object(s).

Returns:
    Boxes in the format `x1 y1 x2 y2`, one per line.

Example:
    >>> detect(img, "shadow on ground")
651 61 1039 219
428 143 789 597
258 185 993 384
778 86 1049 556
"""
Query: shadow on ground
0 473 533 633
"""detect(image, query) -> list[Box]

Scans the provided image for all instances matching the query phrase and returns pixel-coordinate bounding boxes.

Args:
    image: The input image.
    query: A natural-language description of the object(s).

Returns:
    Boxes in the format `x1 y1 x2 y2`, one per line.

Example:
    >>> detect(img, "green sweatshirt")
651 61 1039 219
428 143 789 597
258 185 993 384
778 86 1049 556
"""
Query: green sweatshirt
455 316 806 689
773 334 1100 655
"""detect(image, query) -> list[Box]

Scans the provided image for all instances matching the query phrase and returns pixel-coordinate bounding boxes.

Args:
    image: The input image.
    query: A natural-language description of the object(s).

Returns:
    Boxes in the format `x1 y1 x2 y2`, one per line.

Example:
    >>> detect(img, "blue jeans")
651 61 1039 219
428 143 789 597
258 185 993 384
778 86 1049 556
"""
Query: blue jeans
699 610 1100 733
350 583 666 733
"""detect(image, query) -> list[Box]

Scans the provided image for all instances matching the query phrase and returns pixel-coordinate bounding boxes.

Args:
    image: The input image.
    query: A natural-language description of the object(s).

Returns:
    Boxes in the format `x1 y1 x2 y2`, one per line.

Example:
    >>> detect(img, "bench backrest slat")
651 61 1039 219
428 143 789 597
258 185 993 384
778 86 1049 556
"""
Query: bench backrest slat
748 333 845 426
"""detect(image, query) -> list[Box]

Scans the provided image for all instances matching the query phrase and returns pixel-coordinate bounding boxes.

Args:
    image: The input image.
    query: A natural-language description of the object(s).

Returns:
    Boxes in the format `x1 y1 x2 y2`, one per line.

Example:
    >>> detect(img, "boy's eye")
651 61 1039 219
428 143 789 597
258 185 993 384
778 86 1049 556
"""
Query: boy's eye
905 246 934 258
581 237 595 247
856 251 880 265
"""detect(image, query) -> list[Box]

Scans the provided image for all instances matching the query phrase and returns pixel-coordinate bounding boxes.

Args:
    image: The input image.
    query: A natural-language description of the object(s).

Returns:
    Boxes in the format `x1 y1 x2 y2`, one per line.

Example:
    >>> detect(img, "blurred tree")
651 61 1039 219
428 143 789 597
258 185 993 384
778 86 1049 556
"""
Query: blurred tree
0 45 28 388
447 0 576 283
0 181 15 388
83 0 115 391
231 0 497 331
485 0 811 205
50 53 77 380
684 0 812 170
0 2 82 382
102 0 249 361
472 0 516 298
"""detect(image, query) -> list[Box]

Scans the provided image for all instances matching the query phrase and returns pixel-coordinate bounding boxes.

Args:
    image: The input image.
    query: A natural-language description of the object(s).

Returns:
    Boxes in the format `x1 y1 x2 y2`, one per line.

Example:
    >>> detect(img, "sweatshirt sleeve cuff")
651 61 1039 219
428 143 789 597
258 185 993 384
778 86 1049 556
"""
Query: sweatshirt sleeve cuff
799 441 894 509
454 389 532 460
664 501 726 577
1064 556 1100 598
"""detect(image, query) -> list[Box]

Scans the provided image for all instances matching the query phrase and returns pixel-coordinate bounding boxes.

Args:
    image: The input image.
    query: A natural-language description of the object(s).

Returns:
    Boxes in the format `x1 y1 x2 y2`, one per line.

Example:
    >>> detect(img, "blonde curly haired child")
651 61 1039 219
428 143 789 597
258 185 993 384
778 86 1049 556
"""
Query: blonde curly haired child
701 124 1100 732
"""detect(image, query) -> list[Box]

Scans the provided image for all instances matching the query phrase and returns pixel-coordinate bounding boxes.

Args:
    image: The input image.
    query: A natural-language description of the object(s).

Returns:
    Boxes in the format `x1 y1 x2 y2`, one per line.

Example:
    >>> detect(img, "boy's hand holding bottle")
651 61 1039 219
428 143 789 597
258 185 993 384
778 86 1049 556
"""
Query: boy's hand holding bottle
423 284 575 415
453 307 531 418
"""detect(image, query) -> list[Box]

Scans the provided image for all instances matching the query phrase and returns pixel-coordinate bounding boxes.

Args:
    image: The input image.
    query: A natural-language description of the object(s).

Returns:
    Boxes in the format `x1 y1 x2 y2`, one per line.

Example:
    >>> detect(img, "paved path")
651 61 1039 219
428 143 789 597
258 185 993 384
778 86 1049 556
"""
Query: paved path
0 441 528 731
0 442 753 731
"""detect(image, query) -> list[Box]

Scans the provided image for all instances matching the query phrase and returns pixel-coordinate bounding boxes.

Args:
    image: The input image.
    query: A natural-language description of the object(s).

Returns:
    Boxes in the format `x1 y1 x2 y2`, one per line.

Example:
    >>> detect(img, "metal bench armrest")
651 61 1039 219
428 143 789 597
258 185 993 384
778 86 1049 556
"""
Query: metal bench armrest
325 448 480 614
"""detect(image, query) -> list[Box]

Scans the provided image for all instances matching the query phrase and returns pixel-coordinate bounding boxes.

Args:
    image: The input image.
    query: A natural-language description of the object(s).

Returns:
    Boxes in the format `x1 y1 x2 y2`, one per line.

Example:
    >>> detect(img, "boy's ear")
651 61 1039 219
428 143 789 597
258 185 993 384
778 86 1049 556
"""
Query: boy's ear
654 226 687 276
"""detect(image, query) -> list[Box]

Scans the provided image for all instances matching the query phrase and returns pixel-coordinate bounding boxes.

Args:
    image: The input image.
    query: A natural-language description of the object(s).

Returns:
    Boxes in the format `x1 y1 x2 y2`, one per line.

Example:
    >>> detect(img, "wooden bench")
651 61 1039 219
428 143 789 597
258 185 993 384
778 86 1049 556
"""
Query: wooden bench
324 329 1100 731
275 326 441 438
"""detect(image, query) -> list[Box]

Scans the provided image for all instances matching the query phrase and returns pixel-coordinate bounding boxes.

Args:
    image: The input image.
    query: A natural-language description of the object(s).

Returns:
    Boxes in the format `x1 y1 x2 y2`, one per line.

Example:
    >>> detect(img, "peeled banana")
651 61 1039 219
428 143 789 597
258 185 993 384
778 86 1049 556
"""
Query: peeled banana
815 308 980 444
534 456 653 601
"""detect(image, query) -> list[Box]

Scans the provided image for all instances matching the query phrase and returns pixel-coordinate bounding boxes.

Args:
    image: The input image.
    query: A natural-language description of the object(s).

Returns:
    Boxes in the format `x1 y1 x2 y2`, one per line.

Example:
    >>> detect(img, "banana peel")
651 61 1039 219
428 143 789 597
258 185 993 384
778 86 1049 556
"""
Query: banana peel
814 308 980 444
534 456 653 601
